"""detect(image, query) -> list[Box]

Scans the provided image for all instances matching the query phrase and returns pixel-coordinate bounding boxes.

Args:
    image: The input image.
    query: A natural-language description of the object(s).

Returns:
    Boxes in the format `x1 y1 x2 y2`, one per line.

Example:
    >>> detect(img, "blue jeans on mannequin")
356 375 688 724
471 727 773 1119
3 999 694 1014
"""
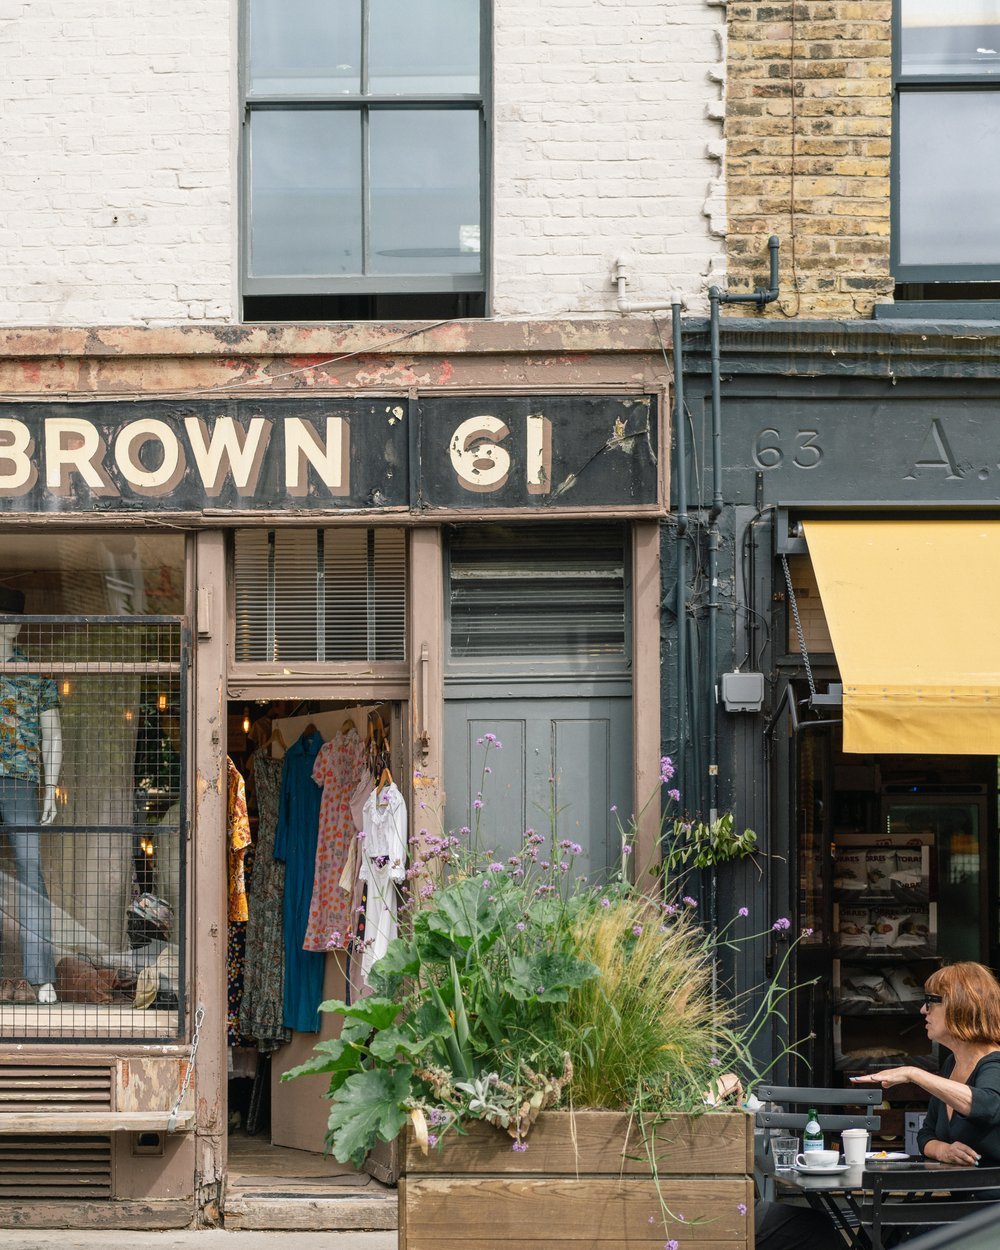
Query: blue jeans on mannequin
0 776 55 986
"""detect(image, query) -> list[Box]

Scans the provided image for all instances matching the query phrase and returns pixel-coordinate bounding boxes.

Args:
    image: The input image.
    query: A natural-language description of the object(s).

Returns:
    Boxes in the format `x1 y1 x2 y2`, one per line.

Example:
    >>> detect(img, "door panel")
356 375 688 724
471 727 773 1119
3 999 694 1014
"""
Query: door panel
444 697 631 879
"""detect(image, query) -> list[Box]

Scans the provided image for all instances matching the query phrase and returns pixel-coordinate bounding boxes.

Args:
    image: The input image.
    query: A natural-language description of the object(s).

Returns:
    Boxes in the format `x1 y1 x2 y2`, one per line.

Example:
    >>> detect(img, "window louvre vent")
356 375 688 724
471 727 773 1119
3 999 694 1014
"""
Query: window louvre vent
448 523 627 660
234 528 407 663
0 1067 113 1200
0 1064 113 1112
0 1135 112 1199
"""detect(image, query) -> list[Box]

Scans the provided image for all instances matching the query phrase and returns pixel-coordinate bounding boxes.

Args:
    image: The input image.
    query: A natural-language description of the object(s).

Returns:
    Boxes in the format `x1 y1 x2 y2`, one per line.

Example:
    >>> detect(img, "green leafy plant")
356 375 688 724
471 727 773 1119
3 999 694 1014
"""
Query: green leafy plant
284 741 802 1171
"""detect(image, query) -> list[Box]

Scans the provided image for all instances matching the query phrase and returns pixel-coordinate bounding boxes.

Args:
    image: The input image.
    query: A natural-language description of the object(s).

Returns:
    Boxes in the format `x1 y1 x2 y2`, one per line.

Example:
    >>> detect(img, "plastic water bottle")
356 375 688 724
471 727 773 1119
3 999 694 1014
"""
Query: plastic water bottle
803 1108 824 1153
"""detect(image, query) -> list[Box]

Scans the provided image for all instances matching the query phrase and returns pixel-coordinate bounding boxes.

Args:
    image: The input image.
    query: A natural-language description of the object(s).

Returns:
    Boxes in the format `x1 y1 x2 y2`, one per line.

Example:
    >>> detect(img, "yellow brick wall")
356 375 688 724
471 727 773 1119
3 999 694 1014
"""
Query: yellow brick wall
726 1 894 319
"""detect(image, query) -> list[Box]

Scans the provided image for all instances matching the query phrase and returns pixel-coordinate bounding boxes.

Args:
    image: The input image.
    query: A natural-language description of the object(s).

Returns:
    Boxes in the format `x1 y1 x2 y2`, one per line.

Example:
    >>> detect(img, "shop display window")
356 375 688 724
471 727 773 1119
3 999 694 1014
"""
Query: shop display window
0 533 186 1040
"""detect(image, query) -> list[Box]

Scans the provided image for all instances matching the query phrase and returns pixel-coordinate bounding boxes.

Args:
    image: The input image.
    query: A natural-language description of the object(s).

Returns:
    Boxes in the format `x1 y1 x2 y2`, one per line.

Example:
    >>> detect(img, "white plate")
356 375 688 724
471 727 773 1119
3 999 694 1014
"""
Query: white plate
865 1152 909 1162
796 1162 851 1176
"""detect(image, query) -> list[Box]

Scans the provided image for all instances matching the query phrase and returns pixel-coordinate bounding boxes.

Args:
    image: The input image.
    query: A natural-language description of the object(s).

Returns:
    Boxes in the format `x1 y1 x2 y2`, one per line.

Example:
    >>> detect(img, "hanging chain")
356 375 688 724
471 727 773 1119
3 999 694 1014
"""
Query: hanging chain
780 553 816 700
168 1003 205 1132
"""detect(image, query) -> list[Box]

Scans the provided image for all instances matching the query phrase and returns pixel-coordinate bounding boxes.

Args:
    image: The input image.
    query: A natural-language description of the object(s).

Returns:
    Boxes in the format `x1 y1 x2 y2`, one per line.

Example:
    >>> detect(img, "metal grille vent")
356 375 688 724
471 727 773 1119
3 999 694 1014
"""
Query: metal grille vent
0 1063 112 1112
0 1135 112 1199
0 1066 113 1200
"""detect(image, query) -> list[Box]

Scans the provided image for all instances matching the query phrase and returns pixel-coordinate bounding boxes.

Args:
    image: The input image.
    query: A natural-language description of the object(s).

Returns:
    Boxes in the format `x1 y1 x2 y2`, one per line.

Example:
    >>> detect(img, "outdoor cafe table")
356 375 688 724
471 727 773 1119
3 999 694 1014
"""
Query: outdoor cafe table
774 1159 958 1250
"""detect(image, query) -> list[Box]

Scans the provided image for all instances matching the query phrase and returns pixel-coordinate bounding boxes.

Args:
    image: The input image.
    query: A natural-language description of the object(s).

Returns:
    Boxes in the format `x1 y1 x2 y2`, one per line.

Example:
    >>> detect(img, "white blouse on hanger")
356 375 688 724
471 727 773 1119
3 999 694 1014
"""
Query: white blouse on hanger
358 781 407 984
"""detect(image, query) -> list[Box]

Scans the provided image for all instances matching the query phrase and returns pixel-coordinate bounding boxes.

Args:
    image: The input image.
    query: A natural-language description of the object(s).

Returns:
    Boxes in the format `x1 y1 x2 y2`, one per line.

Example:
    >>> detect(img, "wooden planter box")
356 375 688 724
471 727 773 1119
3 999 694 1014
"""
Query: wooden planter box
400 1109 754 1250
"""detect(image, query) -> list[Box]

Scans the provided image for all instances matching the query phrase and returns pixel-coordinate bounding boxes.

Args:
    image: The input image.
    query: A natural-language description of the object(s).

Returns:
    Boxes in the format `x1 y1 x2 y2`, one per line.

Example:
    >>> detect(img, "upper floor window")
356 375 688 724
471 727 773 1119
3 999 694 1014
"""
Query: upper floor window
894 1 1000 283
242 0 488 321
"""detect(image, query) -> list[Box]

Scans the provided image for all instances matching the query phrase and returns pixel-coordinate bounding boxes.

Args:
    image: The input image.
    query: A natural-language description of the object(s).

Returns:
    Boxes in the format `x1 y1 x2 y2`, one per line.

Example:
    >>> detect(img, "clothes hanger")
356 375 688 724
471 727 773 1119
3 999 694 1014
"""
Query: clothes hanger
377 765 393 796
341 717 355 735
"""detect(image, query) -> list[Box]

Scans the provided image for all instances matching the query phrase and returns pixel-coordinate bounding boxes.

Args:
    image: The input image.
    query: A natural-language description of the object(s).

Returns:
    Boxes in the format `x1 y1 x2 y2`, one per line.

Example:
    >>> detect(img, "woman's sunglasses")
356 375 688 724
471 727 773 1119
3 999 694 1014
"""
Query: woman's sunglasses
922 993 944 1008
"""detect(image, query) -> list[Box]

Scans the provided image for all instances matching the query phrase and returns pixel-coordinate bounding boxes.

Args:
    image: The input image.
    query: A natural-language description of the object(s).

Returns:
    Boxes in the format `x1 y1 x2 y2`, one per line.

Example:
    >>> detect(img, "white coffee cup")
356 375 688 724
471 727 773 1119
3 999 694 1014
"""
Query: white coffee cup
842 1128 868 1166
797 1149 840 1169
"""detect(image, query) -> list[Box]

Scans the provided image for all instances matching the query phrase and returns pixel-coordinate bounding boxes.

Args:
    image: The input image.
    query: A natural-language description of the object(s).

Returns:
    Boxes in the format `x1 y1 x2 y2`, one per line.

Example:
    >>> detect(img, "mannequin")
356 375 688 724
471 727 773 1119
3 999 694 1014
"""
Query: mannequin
0 587 60 1005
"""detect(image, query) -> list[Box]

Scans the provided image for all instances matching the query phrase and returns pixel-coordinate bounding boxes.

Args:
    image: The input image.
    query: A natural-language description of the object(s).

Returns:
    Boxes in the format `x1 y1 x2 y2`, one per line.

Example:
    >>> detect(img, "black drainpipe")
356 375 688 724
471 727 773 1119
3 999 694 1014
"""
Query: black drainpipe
705 236 781 931
672 298 688 797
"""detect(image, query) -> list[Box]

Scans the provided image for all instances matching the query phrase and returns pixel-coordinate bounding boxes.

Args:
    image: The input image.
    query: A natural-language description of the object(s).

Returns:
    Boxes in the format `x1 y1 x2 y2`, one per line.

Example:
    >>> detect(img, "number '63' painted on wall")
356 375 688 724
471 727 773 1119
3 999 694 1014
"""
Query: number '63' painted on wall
752 427 824 470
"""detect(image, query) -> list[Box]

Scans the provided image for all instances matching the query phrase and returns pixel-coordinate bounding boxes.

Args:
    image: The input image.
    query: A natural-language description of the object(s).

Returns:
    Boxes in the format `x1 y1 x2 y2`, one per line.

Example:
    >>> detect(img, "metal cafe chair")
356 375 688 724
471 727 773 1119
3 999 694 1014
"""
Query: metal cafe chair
857 1164 1000 1250
754 1084 882 1203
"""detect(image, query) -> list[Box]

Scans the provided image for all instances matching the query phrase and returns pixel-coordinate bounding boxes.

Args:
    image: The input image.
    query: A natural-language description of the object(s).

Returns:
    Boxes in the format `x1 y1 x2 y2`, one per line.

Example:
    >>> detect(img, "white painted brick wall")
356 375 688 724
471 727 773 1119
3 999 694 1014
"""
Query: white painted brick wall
0 0 723 325
0 0 234 325
492 0 725 317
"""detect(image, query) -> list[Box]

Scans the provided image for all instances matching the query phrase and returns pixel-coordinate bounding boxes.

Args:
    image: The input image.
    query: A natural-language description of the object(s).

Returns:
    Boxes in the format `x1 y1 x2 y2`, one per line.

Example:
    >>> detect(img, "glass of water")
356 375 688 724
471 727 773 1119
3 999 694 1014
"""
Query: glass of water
773 1136 800 1170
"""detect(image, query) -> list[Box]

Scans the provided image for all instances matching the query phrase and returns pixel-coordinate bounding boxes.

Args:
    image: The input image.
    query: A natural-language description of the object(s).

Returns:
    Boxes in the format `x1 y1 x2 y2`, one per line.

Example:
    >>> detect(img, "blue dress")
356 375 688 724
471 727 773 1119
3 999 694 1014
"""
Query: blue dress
273 731 326 1033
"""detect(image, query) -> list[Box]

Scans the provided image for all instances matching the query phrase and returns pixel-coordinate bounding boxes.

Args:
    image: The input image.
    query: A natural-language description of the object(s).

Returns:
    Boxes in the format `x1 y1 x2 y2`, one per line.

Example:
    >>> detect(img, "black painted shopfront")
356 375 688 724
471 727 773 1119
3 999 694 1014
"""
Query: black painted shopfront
670 319 1000 1145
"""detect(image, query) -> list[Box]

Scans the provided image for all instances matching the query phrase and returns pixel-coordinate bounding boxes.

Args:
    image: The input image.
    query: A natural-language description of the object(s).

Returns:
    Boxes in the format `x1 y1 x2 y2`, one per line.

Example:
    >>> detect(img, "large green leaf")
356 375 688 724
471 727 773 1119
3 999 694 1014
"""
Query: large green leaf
424 877 501 949
326 1067 414 1167
368 1026 433 1061
367 936 421 991
503 951 600 1003
280 1037 366 1086
316 996 400 1032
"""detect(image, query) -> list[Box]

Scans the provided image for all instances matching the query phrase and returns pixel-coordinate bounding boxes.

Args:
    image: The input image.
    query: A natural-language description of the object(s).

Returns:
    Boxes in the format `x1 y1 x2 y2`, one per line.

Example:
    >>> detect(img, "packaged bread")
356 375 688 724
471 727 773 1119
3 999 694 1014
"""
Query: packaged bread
866 848 896 893
841 967 898 1006
838 906 871 947
891 848 924 899
834 849 868 894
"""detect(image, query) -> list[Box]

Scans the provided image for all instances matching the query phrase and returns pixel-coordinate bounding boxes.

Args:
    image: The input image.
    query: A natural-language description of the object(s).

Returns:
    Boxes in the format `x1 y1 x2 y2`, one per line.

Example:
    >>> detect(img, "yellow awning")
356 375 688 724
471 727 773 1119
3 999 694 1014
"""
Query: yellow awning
803 520 1000 755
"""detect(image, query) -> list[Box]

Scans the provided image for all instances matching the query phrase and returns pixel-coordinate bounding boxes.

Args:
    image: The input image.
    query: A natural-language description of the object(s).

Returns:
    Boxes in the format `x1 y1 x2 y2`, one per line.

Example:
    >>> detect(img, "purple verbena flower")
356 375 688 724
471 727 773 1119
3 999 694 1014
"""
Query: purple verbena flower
682 895 697 908
512 1140 528 1152
600 898 611 908
738 906 749 917
772 916 791 932
632 924 643 936
667 788 681 802
488 862 504 873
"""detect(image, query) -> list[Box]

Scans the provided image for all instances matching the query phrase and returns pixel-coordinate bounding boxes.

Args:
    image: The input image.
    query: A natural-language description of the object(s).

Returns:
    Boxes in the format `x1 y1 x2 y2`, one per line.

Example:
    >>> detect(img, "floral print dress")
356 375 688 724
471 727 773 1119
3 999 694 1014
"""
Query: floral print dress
304 728 367 952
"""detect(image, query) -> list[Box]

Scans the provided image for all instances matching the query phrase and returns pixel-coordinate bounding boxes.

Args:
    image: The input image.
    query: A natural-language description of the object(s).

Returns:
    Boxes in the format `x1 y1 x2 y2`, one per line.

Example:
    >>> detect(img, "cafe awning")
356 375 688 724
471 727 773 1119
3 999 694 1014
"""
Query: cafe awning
802 519 1000 755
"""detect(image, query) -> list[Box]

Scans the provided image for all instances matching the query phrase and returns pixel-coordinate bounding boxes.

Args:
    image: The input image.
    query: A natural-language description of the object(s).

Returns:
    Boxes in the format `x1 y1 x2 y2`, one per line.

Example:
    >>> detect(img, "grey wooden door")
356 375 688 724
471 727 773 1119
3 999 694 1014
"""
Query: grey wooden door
443 693 632 881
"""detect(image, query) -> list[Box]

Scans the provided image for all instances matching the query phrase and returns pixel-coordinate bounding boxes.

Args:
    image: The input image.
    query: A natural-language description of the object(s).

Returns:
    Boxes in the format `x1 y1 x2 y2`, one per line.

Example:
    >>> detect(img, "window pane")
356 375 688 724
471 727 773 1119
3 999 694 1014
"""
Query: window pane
898 91 1000 266
0 533 184 615
369 110 481 275
249 0 360 94
901 1 1000 76
249 111 362 277
369 0 480 93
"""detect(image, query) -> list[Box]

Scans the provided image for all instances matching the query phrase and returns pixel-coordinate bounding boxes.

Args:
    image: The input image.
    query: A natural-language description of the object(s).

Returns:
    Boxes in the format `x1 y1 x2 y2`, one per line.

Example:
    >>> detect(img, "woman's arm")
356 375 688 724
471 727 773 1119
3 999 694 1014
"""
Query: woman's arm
852 1067 975 1117
921 1136 982 1165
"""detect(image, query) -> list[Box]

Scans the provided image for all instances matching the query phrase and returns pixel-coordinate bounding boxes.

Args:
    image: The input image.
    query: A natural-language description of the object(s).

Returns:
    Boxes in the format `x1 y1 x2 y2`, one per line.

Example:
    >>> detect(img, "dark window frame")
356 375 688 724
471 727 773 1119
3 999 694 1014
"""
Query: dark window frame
240 0 492 308
892 2 1000 284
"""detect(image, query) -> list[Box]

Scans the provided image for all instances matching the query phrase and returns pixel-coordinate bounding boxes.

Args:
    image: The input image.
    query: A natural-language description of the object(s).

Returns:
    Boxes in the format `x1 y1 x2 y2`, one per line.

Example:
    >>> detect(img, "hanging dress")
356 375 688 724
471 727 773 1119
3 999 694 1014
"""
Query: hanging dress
273 730 326 1033
226 757 252 1045
239 752 291 1052
358 781 408 986
304 728 367 952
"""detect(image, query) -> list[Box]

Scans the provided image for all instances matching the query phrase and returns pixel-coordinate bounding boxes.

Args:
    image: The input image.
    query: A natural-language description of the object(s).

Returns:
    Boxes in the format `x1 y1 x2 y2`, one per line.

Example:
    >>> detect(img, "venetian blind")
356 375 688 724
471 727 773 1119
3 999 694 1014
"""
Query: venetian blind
448 523 627 659
233 527 407 663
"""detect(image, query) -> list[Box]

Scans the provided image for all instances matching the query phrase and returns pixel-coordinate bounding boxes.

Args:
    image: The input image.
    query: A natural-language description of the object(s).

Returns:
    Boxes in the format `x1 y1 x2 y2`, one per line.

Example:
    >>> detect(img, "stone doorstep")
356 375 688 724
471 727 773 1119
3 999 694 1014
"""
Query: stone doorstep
224 1191 398 1232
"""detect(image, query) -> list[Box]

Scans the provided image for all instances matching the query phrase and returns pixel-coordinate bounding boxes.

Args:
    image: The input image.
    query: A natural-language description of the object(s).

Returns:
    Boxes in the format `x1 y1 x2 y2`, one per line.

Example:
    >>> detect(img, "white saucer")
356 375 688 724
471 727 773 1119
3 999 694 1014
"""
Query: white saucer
865 1152 909 1162
796 1162 851 1176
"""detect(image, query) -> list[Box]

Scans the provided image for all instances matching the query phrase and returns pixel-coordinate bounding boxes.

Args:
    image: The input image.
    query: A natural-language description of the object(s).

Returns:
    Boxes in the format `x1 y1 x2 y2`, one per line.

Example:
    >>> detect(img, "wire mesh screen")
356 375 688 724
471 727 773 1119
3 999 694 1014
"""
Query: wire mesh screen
0 616 185 1041
233 527 407 663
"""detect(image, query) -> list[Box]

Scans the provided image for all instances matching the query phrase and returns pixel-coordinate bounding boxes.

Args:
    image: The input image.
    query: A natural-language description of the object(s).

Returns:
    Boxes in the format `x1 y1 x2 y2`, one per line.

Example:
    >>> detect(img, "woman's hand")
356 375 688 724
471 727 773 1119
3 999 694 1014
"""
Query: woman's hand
850 1066 915 1089
925 1139 981 1166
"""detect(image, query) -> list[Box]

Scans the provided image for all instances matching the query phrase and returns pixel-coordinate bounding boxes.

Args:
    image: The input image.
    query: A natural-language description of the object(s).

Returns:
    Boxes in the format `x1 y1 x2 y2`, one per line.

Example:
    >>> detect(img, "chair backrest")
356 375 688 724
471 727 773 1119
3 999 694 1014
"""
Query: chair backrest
857 1165 1000 1250
756 1084 882 1133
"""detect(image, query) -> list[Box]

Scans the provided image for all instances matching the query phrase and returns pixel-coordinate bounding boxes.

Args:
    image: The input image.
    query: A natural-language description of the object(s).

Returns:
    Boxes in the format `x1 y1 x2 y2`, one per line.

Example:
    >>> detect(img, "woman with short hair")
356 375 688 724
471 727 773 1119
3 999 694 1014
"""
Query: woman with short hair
853 961 1000 1166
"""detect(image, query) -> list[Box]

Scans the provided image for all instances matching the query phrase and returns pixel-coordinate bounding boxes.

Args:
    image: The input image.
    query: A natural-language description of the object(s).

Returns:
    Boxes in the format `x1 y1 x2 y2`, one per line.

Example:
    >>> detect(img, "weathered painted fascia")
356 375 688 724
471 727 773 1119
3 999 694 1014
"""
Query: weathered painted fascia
678 317 1000 380
0 320 666 359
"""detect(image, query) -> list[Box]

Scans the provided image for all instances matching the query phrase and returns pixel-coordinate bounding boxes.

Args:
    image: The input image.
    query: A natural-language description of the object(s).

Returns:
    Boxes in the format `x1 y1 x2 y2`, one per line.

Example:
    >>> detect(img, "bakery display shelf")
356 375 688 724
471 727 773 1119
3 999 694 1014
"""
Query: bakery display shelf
834 888 931 905
834 1001 924 1017
833 946 937 960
